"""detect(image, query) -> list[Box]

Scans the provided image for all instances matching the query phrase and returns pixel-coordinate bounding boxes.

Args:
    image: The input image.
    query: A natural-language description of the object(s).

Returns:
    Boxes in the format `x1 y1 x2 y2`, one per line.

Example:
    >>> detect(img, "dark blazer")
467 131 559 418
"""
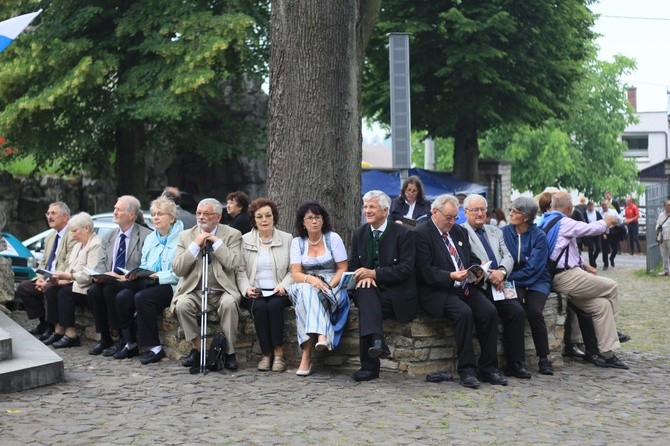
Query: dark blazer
415 219 481 318
390 199 432 222
349 222 418 323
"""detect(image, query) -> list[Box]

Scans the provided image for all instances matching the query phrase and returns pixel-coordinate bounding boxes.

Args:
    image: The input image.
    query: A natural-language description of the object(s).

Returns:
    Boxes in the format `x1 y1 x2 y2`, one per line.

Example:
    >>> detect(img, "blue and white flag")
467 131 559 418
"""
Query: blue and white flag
0 9 42 53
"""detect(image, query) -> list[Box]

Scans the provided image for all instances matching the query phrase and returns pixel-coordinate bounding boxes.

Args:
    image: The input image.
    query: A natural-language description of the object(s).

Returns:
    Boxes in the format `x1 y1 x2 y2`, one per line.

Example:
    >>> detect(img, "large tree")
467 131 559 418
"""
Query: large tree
480 56 640 198
0 0 268 199
363 0 596 181
267 0 381 240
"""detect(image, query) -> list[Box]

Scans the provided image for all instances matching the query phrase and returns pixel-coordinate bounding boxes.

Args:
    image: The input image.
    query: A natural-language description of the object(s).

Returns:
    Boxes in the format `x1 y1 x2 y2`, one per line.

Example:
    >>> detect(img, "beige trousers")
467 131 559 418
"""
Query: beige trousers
173 291 240 353
552 268 620 353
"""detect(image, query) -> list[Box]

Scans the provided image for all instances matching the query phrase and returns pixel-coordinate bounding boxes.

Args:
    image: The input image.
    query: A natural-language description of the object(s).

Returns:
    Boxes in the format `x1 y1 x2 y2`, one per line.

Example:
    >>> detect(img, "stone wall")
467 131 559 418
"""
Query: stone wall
71 294 565 375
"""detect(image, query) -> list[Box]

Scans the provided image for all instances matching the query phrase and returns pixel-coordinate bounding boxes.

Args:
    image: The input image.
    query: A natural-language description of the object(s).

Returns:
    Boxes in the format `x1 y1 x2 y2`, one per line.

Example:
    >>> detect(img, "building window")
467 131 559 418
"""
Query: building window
622 135 649 157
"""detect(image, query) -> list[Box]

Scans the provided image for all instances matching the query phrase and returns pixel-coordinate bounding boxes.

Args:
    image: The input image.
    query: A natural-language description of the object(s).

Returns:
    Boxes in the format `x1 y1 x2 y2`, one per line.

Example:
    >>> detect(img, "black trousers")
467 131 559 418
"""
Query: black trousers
16 279 46 320
563 300 599 355
88 281 132 338
355 287 395 372
45 283 87 328
627 222 641 255
246 294 291 355
601 233 618 267
489 290 526 364
584 235 601 268
441 287 498 375
116 284 173 347
516 287 549 357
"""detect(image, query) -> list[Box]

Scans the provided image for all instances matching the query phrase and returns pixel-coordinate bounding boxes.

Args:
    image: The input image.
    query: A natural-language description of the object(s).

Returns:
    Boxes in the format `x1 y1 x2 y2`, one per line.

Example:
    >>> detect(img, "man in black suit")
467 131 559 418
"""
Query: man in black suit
415 194 507 388
349 190 418 381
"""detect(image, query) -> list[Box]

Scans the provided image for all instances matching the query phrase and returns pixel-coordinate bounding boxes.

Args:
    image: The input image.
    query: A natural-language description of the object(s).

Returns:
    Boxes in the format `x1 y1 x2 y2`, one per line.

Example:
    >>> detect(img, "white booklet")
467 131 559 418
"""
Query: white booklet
493 281 518 301
338 271 356 291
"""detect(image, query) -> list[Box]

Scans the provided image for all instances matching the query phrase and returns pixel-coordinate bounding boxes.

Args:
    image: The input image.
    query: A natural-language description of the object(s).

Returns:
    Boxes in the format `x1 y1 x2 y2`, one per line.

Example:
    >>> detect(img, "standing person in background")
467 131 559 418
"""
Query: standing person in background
656 198 670 276
224 191 252 234
583 201 602 268
600 200 623 270
390 176 432 224
162 186 196 229
604 191 620 214
489 208 508 228
623 196 642 255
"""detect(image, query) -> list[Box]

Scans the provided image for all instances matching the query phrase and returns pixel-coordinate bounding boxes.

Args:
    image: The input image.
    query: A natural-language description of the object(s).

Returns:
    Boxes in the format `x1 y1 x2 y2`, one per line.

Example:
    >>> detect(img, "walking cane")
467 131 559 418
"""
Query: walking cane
196 240 213 374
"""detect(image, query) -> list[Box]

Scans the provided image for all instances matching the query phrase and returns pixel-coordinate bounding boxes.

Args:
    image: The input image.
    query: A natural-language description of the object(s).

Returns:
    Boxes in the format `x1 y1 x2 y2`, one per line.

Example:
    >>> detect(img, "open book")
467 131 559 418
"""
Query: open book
465 261 491 284
83 267 120 282
492 281 518 301
120 267 156 279
34 268 54 279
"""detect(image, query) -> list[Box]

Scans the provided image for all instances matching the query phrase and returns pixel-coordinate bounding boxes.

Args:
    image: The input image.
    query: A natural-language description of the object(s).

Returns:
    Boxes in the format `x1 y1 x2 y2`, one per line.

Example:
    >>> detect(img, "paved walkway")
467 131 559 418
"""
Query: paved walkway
2 254 669 445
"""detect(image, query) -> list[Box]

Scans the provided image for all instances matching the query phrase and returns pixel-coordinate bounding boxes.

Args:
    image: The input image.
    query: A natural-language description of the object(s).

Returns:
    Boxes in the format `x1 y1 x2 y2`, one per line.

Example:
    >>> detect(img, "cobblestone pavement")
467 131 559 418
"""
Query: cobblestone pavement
2 254 669 445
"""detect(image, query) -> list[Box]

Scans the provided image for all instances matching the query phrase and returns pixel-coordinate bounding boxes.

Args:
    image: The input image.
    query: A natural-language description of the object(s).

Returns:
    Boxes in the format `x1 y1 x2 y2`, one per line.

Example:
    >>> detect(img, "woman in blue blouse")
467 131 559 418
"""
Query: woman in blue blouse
114 197 184 364
502 196 554 375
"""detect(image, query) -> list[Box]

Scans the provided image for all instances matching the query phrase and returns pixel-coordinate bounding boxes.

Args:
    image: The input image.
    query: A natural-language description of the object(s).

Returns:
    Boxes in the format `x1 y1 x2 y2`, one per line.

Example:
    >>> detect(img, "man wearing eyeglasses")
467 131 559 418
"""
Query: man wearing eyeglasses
461 194 530 380
171 198 242 371
415 194 506 388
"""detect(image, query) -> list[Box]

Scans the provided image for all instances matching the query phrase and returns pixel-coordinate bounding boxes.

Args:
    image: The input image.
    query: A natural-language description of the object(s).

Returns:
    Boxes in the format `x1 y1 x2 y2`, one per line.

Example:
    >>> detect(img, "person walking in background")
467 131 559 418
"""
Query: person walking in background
656 198 670 276
583 201 602 268
600 200 623 270
623 196 642 255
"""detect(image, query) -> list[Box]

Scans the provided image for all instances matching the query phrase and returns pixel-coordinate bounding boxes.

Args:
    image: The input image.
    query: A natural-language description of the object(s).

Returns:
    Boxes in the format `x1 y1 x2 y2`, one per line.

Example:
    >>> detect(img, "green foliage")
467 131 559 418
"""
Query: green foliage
0 0 269 179
363 0 596 176
480 56 642 198
410 132 454 172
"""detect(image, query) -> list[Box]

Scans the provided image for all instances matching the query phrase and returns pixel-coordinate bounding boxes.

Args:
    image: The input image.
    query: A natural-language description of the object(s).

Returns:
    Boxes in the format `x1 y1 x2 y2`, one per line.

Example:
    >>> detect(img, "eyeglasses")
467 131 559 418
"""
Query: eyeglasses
254 214 273 220
465 207 486 215
303 215 323 222
437 210 458 222
196 211 217 218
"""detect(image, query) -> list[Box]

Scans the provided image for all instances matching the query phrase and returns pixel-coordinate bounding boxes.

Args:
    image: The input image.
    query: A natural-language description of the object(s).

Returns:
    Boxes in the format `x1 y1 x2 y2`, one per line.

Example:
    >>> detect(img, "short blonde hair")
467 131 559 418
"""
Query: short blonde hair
150 197 178 220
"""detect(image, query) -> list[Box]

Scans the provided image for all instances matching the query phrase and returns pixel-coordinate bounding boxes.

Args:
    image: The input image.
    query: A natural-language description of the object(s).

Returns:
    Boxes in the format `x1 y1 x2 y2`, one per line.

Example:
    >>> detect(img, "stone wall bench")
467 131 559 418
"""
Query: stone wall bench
73 293 566 376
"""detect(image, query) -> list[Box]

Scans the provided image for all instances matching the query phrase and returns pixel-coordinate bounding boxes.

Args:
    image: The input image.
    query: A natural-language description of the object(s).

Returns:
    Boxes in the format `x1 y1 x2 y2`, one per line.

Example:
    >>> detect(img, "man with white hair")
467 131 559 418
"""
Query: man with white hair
171 198 242 371
349 190 418 381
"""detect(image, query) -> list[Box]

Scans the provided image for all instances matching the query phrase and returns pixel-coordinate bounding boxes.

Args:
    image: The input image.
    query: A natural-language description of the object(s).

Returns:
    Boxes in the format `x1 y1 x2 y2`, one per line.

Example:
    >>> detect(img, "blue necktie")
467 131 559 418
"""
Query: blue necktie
475 228 499 269
114 234 126 273
46 234 60 271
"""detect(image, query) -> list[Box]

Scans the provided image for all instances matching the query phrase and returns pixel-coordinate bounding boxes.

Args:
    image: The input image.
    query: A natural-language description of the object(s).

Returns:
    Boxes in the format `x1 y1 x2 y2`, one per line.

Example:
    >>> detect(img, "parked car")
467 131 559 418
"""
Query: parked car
1 231 37 284
23 221 120 263
91 211 155 230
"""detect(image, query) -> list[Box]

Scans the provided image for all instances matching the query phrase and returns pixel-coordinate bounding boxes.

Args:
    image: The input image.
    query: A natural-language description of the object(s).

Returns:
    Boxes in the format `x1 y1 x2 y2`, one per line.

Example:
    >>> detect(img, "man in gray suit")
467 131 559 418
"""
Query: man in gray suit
171 198 242 371
87 195 152 357
17 202 77 338
462 194 531 380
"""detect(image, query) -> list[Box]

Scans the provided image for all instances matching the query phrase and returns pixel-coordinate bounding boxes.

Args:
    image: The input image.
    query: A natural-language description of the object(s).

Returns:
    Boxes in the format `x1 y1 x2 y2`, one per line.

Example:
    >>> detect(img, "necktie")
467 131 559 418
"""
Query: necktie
475 228 499 269
372 229 381 241
372 229 382 267
114 234 126 273
442 233 469 295
46 234 60 271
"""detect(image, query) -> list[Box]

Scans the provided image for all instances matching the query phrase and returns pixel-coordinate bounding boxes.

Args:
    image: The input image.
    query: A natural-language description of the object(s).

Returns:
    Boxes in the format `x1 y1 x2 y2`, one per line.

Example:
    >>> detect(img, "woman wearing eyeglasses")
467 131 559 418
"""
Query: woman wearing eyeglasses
502 197 554 375
288 202 350 376
236 198 293 372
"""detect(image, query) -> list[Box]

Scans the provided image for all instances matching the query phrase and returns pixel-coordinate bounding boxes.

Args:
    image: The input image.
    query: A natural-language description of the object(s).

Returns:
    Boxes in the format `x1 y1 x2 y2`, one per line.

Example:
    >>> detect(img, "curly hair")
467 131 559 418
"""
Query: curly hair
294 202 333 238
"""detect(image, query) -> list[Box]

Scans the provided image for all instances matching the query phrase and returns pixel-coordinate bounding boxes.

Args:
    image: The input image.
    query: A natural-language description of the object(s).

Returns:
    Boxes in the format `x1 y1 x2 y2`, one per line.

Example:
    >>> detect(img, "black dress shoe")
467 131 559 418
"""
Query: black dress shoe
141 349 166 365
478 370 508 386
42 332 63 345
505 362 532 379
224 353 238 371
368 339 391 359
538 357 554 375
88 339 113 356
53 335 81 349
459 372 481 389
353 369 379 381
29 321 48 336
38 327 55 342
617 331 631 343
102 341 123 357
113 345 139 359
562 343 586 359
603 354 629 370
181 348 199 367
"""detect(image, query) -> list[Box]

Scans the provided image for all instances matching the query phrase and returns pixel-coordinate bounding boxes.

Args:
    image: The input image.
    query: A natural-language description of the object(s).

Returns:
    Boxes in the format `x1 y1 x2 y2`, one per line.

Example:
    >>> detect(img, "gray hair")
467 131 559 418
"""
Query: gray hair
551 191 572 213
362 190 391 210
510 197 538 223
431 194 459 211
68 212 94 232
118 195 141 218
463 194 488 211
50 202 71 217
198 198 223 214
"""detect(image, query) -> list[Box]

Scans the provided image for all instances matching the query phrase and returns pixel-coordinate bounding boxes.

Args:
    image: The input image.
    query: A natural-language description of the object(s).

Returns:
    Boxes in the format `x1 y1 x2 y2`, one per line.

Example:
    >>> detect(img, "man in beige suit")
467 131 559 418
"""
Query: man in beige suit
17 202 77 338
172 198 242 371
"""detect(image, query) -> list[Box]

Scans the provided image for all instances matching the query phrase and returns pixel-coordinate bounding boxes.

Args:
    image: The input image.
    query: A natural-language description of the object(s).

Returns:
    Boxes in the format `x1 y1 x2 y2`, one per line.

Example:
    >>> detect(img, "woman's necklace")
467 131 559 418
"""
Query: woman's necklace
259 233 273 244
308 234 323 246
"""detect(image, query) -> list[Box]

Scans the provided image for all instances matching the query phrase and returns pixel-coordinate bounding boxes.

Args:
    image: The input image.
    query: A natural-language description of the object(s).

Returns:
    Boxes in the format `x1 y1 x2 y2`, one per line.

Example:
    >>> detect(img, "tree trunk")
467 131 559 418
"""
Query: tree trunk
453 117 479 182
268 0 380 244
115 123 147 203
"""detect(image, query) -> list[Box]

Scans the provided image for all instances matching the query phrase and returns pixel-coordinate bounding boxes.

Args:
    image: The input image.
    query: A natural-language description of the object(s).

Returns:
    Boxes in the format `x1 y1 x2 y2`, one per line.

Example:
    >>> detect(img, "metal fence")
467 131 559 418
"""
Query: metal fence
645 182 670 273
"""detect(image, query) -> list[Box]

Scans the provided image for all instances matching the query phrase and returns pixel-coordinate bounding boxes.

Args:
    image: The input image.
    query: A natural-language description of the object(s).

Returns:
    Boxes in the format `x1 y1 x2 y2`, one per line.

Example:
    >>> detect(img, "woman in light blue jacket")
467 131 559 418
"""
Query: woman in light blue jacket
114 197 184 364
